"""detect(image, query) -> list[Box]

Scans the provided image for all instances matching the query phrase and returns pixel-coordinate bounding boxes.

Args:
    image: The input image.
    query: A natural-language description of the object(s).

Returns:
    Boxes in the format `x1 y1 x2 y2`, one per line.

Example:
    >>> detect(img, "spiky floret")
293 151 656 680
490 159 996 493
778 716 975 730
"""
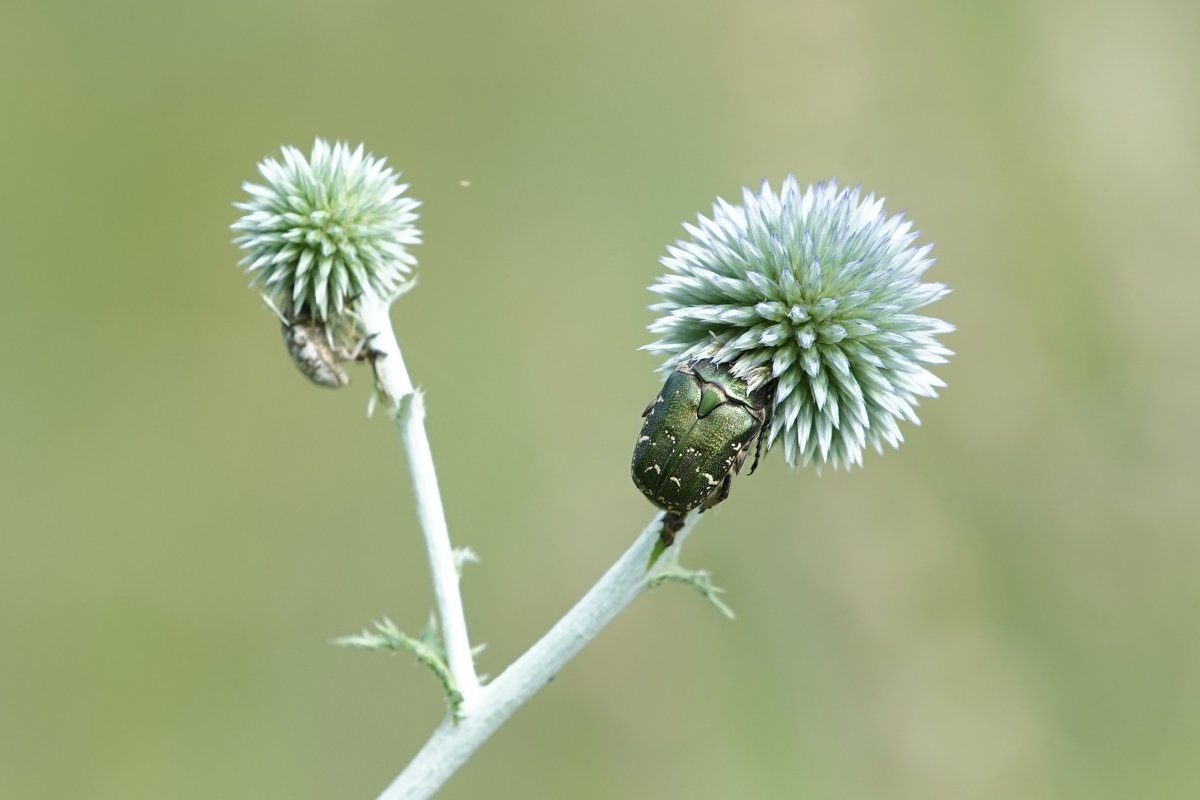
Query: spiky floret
646 177 953 469
232 139 421 321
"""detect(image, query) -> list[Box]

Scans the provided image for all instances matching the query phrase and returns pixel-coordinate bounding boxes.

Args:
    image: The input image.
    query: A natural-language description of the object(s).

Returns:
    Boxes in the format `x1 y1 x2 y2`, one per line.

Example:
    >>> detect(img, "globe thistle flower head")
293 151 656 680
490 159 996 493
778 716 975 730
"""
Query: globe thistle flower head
232 139 421 322
646 177 953 469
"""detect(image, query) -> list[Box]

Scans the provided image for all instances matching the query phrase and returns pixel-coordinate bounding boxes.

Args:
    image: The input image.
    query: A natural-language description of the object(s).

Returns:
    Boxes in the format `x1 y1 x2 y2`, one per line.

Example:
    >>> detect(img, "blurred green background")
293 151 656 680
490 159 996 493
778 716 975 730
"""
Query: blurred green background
2 0 1198 798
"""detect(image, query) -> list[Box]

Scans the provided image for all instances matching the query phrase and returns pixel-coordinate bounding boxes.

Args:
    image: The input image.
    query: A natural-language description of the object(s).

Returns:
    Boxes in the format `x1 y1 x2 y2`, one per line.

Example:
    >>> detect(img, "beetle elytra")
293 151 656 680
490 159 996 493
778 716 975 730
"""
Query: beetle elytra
632 360 772 516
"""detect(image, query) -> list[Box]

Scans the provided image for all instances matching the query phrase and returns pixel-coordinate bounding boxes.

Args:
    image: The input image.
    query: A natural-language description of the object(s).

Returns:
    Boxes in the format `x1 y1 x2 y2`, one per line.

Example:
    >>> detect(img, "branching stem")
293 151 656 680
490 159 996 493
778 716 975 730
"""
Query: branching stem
359 292 704 798
377 511 701 800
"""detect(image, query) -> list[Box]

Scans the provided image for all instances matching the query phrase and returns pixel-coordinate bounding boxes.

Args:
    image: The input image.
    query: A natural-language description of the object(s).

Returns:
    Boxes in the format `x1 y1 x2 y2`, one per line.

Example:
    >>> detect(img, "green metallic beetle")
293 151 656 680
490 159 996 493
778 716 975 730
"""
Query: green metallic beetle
632 360 772 517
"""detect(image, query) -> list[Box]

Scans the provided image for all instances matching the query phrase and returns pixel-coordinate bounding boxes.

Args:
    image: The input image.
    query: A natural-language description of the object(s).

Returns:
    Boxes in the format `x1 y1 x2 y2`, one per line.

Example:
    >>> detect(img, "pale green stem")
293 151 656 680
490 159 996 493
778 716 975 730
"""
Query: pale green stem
375 511 701 800
359 294 481 702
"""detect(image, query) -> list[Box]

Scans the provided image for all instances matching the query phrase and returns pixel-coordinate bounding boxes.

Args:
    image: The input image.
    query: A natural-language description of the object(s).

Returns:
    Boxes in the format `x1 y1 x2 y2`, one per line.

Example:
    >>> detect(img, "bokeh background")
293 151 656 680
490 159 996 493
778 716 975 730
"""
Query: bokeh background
2 0 1198 798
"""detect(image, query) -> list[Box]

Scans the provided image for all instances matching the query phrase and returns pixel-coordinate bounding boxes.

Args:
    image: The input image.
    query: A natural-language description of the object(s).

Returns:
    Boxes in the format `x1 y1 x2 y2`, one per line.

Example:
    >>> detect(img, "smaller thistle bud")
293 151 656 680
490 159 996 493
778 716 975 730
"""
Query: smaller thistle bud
231 139 421 325
645 177 953 470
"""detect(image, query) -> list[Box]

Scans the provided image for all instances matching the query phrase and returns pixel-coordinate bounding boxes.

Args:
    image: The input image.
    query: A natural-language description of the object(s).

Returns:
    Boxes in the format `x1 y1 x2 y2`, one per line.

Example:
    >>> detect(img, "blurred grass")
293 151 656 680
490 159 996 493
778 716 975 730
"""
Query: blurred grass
1 0 1198 798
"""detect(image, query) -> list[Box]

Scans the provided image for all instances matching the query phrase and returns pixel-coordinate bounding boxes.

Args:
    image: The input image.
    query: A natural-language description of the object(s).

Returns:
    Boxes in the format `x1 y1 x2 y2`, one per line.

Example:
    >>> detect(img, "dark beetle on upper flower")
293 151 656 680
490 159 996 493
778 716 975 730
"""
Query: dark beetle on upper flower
632 360 773 515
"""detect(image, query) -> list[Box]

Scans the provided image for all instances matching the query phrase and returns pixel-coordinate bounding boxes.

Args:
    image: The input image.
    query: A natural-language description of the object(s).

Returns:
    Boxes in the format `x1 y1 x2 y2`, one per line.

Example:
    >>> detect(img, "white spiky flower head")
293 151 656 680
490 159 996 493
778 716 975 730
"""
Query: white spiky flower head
232 139 421 321
645 177 953 469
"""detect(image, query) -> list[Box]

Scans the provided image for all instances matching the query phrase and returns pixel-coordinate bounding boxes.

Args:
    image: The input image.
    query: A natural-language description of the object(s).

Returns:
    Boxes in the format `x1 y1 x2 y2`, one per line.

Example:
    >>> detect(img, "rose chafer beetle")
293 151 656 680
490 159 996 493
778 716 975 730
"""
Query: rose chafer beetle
632 360 772 518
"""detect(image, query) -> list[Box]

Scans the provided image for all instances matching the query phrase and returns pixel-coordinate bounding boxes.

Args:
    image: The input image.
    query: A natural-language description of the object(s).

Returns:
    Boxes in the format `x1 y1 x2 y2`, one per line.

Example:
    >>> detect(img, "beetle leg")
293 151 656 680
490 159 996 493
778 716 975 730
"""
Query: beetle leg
357 332 388 363
330 337 366 362
748 430 766 475
748 391 774 475
698 474 732 512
